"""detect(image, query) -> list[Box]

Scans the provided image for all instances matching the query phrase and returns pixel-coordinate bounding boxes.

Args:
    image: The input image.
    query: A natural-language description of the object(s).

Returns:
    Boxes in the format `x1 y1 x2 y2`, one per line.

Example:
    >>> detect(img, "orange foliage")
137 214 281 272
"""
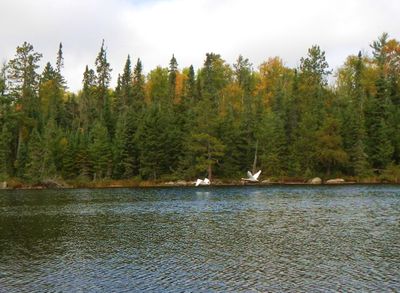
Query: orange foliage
174 72 186 104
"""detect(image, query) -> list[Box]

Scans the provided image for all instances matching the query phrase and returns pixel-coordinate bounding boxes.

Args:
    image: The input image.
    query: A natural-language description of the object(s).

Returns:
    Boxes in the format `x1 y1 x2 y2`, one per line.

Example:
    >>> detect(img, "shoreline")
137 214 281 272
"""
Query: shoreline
1 178 399 190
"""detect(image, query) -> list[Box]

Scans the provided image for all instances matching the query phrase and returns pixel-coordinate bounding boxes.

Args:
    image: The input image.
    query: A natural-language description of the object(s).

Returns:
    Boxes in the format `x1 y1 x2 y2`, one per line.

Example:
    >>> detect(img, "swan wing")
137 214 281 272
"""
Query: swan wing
247 171 253 179
253 170 262 180
195 179 202 186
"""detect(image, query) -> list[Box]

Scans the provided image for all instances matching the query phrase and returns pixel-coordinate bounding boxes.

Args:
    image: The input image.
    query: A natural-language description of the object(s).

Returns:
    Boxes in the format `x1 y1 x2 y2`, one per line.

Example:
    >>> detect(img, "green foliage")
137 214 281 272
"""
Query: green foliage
258 110 287 177
187 132 225 180
25 129 44 182
89 121 111 179
147 67 169 104
0 124 12 180
315 116 348 175
1 35 400 183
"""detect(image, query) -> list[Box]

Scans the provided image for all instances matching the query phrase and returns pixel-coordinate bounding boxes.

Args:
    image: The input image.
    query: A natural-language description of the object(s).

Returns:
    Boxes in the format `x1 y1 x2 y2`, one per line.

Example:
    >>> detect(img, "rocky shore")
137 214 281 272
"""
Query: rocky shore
0 176 397 190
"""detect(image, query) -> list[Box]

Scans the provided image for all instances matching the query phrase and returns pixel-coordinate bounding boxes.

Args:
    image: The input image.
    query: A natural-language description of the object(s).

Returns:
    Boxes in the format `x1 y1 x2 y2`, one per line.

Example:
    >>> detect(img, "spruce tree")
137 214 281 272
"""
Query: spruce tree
25 129 44 182
0 124 12 180
89 121 112 179
168 54 178 100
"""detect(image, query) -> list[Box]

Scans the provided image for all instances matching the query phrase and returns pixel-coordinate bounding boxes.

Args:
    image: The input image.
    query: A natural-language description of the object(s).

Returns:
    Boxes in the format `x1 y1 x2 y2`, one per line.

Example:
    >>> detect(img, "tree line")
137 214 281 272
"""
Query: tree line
0 33 399 183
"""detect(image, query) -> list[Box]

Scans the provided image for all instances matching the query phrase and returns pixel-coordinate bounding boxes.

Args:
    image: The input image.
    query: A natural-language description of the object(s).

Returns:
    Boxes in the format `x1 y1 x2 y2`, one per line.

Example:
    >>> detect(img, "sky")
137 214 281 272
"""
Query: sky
0 0 399 92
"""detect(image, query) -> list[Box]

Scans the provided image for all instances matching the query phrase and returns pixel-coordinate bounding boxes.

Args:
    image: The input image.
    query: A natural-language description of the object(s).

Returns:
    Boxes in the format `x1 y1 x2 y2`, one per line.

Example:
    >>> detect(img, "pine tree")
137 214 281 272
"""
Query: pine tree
80 65 97 130
25 129 44 182
89 121 112 179
184 65 196 101
115 55 133 112
200 53 232 106
187 132 225 181
168 54 178 100
0 124 12 180
7 42 43 170
41 118 58 178
132 58 145 109
350 52 370 176
315 115 348 176
55 42 67 88
258 110 287 178
136 105 165 179
62 132 79 179
365 34 394 170
95 40 112 126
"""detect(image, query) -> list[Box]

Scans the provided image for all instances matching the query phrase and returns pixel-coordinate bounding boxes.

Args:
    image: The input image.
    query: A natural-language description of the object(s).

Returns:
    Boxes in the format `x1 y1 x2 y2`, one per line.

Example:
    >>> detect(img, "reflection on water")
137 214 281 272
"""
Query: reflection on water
0 185 399 292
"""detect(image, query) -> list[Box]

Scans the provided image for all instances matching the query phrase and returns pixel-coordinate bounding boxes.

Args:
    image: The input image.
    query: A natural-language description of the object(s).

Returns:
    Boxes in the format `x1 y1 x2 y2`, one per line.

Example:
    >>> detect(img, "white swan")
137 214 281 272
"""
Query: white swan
241 170 261 182
195 178 210 186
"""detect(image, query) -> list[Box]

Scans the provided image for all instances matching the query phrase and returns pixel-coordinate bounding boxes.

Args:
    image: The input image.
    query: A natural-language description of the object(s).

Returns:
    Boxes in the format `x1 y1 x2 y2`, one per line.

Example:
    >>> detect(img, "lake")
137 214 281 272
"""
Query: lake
0 185 399 292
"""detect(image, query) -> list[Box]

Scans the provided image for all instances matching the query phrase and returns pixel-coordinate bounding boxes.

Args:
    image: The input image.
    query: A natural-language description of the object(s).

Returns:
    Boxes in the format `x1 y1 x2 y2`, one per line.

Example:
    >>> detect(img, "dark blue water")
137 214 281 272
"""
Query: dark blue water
0 185 399 292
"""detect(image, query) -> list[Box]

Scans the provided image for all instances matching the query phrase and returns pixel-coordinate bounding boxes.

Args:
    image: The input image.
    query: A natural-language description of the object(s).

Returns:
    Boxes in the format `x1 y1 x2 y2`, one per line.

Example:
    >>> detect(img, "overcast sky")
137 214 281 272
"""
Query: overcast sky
1 0 399 92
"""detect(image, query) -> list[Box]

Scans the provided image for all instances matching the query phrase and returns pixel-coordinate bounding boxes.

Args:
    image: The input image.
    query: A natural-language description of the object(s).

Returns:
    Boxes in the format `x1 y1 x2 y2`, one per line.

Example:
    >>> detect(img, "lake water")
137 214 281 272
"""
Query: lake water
0 185 399 292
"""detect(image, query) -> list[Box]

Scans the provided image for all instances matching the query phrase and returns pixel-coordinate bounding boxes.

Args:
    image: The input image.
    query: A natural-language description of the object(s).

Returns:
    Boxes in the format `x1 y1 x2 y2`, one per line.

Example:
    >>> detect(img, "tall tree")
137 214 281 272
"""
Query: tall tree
7 42 43 171
168 54 178 101
366 33 394 170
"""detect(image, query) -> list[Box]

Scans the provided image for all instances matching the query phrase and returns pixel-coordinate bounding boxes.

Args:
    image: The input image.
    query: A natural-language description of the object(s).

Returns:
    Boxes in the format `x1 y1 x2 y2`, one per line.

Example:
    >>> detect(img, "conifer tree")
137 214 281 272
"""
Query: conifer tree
168 54 178 100
0 124 12 180
132 58 145 109
89 121 111 179
7 42 43 172
95 40 112 106
80 65 97 130
25 129 44 182
366 34 394 170
115 55 133 112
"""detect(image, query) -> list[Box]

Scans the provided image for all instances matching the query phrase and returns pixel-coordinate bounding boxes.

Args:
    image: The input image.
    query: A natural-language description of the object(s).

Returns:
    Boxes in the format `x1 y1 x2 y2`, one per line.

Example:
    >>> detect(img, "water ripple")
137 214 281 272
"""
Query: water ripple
0 185 399 292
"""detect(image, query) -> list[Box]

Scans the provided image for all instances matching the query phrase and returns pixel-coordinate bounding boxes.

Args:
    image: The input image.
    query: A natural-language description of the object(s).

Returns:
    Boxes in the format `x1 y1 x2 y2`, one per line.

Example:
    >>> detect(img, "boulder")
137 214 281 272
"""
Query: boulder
165 180 188 186
308 177 322 185
261 179 271 184
176 180 187 186
326 178 345 184
0 181 7 189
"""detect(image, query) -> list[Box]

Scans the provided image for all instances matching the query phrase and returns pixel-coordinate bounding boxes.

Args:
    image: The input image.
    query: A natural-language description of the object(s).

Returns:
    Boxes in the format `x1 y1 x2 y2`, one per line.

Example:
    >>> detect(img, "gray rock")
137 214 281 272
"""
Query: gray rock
308 177 322 184
326 178 345 184
176 180 187 186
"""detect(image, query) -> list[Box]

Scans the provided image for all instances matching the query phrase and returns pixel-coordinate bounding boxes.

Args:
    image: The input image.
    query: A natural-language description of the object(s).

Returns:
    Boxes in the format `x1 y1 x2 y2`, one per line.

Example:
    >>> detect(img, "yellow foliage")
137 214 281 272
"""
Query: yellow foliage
257 57 291 108
174 72 186 104
219 83 243 116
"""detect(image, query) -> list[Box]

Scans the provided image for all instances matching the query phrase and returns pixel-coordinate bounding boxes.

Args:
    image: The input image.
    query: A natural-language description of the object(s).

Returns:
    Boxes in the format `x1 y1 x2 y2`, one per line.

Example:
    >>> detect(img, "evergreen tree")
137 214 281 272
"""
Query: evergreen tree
80 65 97 130
7 42 43 172
132 58 145 109
95 40 112 106
55 42 67 88
0 124 12 180
258 110 287 178
365 34 395 170
315 115 348 176
115 55 133 112
200 53 232 106
41 118 58 178
89 121 111 179
168 54 178 100
25 129 44 182
184 65 196 101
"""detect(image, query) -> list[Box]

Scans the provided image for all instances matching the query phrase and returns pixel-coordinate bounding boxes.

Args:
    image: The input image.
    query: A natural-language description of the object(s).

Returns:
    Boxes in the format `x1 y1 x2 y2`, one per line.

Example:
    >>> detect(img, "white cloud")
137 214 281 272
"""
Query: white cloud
0 0 399 91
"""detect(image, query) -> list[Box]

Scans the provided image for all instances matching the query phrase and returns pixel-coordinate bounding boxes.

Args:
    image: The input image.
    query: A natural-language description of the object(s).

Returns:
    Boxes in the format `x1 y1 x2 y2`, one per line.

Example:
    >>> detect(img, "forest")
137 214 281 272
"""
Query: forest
0 33 399 185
